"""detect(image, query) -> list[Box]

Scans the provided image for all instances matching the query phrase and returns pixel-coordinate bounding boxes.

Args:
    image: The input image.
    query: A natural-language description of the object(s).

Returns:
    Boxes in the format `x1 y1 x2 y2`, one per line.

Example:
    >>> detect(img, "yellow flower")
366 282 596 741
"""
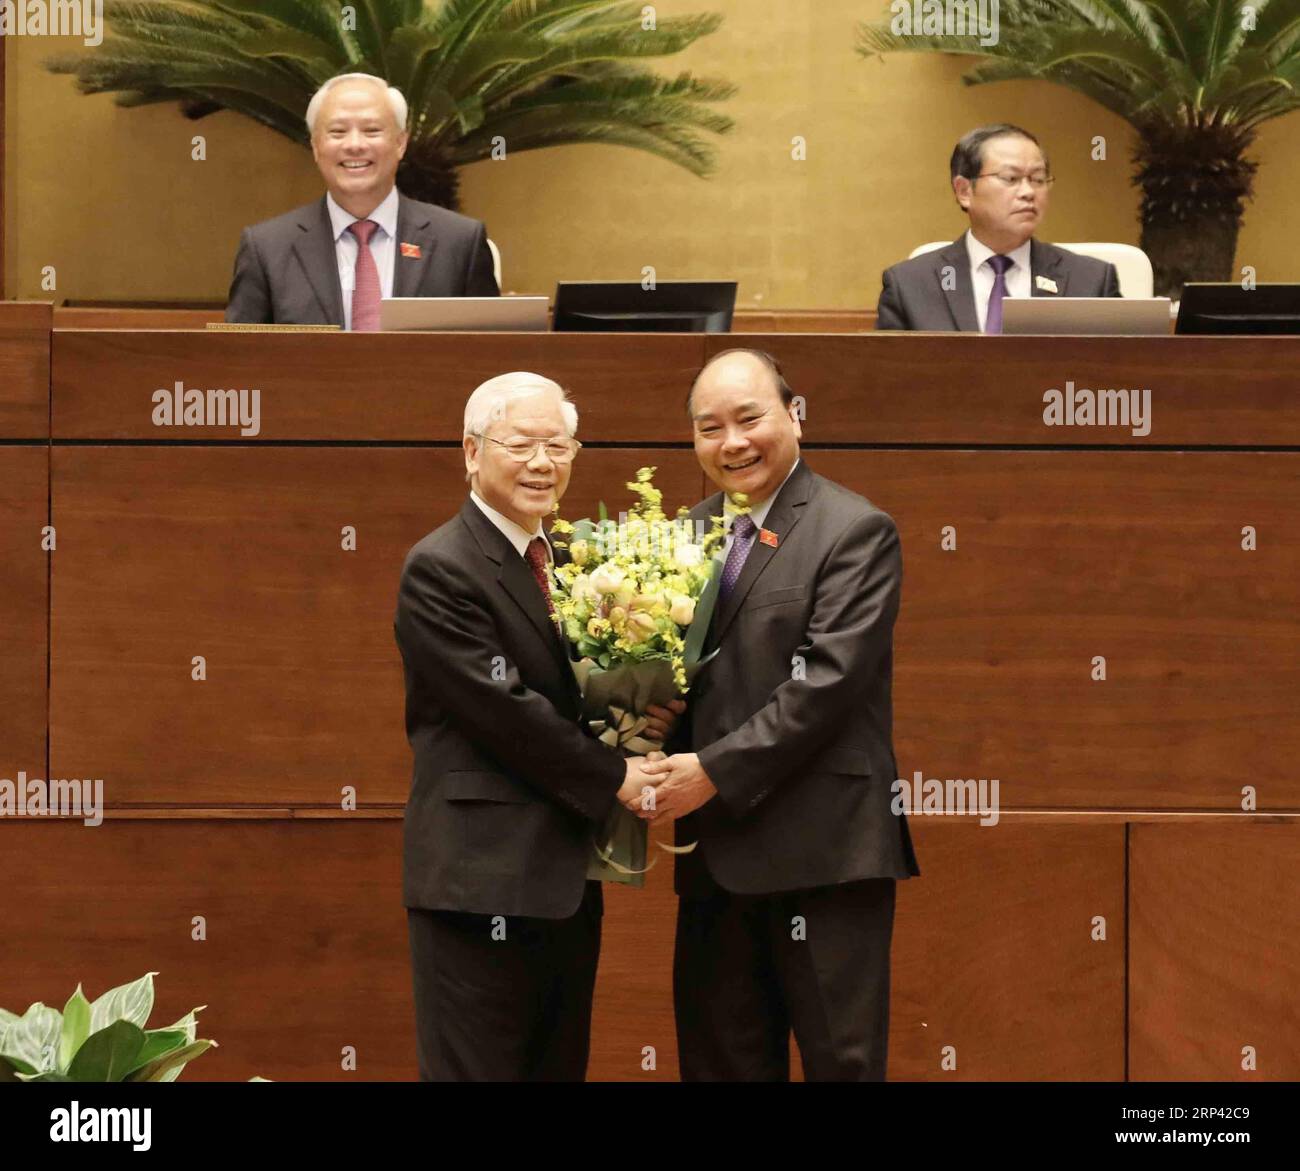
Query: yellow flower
669 594 696 626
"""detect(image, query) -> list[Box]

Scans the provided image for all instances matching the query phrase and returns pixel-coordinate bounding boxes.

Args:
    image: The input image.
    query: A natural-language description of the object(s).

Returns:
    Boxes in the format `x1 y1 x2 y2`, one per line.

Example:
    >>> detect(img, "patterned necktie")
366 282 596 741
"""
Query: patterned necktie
524 537 556 618
984 253 1013 334
720 514 757 601
347 219 382 332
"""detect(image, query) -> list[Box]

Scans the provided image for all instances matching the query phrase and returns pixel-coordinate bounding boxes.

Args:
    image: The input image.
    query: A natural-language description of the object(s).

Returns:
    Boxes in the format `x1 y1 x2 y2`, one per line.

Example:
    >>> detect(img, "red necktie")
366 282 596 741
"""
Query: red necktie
347 219 382 332
524 537 556 617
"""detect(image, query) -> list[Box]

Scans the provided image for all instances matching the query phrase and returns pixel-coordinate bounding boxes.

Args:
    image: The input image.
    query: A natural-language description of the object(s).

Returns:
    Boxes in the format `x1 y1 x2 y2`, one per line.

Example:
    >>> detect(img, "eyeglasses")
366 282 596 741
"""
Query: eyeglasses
477 434 582 463
976 172 1055 189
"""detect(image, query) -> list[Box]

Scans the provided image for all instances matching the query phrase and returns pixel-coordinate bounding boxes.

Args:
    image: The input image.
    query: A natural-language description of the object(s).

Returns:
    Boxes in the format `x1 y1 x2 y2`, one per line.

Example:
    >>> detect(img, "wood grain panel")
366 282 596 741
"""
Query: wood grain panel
807 450 1300 809
711 334 1300 446
1129 824 1299 1081
0 446 47 782
50 447 703 804
0 817 1131 1081
890 819 1126 1080
53 307 875 333
52 331 707 441
0 818 415 1081
0 302 51 438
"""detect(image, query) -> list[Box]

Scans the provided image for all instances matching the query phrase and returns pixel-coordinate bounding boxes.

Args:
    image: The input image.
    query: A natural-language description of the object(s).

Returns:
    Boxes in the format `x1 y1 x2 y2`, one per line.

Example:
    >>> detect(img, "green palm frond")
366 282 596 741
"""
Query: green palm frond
45 0 733 209
857 0 1300 131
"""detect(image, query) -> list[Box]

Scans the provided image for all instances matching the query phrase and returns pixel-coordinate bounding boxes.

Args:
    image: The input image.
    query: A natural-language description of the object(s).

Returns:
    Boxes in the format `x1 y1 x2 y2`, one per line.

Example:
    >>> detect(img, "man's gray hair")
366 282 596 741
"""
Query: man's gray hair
306 73 409 136
463 372 579 440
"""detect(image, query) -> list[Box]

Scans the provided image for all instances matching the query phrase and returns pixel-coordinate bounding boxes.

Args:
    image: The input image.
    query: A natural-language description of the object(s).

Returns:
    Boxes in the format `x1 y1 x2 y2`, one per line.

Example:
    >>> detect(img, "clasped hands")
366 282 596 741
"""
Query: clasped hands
616 698 717 823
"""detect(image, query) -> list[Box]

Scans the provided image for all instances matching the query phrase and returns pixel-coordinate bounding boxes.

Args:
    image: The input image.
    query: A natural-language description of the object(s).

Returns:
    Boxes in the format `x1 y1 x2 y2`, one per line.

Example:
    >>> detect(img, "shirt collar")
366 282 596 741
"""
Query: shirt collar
326 186 400 244
470 491 549 560
965 228 1032 275
725 456 800 533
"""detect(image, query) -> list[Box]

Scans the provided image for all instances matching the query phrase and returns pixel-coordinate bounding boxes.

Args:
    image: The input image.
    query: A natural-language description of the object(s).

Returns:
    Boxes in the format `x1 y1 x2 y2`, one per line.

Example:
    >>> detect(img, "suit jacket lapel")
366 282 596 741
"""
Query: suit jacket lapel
394 195 438 297
1030 239 1067 297
709 461 813 648
292 198 345 326
460 501 576 694
939 234 979 331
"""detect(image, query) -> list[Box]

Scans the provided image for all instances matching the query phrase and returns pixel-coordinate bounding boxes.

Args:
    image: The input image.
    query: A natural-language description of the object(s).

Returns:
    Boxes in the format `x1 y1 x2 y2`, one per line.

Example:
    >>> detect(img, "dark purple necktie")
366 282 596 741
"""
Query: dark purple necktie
720 514 757 600
984 253 1013 334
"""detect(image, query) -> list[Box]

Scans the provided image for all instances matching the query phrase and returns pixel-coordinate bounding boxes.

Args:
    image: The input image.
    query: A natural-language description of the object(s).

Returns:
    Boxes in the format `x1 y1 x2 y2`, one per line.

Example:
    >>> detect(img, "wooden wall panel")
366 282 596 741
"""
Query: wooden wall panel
54 330 1300 444
1129 823 1300 1081
0 819 415 1081
0 818 1127 1081
0 302 51 438
807 450 1300 809
0 446 47 781
890 820 1126 1080
50 447 704 805
51 331 708 441
711 334 1300 446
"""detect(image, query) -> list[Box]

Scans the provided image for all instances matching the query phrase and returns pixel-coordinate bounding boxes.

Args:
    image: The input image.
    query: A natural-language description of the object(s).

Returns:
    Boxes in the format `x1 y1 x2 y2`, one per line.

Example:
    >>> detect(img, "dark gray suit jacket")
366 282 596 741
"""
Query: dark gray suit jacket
226 193 499 325
670 459 920 897
394 500 624 920
876 233 1122 331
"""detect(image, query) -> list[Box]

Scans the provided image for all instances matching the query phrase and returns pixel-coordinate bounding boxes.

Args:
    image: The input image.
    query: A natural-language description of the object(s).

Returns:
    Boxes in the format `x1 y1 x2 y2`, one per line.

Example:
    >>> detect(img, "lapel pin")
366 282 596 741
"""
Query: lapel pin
759 528 779 548
1035 275 1058 294
400 242 422 259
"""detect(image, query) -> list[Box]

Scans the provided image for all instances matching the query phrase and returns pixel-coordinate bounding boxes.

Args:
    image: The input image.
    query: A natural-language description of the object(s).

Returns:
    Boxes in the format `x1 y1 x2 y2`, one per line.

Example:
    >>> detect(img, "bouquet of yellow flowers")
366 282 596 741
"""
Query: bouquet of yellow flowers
551 467 735 885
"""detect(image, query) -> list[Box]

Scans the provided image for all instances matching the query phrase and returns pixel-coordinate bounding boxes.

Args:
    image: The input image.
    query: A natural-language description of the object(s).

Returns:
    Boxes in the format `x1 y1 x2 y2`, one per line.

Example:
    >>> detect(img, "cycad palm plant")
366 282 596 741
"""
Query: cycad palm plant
859 0 1300 296
48 0 734 211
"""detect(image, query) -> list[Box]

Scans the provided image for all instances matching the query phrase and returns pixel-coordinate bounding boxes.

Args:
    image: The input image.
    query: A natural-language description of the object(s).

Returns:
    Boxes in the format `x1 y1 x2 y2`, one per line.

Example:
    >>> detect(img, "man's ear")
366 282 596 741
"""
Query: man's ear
953 176 972 212
463 435 479 482
396 131 410 161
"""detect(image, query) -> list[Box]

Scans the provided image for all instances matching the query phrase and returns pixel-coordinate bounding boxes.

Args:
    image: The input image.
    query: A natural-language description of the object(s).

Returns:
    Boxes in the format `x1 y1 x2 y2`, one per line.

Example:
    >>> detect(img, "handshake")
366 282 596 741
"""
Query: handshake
615 701 718 824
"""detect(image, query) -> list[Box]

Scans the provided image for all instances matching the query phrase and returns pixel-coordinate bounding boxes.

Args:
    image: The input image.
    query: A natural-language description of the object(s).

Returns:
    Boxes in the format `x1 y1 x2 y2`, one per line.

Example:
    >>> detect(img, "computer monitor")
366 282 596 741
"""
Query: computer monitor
552 281 738 333
1175 283 1300 334
379 296 549 332
1001 297 1171 336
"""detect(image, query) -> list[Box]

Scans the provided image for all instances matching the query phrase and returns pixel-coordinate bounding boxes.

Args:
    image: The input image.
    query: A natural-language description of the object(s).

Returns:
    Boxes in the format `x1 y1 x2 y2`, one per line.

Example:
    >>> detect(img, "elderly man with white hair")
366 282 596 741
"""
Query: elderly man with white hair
226 72 498 327
394 372 668 1081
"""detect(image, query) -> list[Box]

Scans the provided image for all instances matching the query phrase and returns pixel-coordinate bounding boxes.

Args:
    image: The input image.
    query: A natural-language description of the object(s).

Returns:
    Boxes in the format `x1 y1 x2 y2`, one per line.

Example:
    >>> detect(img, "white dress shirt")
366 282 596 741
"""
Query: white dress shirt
966 230 1032 333
722 457 801 561
470 491 552 563
326 186 399 331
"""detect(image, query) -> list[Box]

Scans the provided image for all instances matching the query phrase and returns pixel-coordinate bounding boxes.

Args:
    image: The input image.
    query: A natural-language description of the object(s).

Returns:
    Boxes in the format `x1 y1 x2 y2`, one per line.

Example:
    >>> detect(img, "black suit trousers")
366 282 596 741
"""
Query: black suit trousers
674 877 896 1081
408 880 603 1081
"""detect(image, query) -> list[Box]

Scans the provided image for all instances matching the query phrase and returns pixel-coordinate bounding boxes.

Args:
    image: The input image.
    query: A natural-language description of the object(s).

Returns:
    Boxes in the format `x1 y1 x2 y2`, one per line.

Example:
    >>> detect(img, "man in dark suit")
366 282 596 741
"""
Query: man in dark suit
877 123 1121 331
226 73 497 328
395 372 663 1081
640 349 920 1081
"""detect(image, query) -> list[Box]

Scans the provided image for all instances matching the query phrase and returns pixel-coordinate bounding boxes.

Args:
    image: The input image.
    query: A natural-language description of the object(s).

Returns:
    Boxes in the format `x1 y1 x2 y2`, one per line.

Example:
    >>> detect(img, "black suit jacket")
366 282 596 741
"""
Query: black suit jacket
671 459 920 896
226 193 499 325
394 500 624 919
876 233 1122 331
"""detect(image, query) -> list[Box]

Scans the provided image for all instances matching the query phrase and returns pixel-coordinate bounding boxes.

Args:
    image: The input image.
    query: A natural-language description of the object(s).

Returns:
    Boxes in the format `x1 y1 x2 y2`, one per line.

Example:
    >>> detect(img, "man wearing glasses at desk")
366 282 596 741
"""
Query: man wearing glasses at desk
876 123 1122 332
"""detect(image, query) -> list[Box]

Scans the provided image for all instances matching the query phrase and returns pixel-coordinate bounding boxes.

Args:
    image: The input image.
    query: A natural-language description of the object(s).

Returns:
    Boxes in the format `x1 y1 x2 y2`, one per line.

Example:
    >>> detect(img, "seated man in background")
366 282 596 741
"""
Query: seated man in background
876 123 1121 332
226 73 498 329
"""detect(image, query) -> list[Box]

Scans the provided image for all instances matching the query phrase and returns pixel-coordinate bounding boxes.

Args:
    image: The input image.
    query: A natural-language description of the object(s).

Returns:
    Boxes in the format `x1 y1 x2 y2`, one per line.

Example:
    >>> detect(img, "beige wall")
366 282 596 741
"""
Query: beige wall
7 0 1300 307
